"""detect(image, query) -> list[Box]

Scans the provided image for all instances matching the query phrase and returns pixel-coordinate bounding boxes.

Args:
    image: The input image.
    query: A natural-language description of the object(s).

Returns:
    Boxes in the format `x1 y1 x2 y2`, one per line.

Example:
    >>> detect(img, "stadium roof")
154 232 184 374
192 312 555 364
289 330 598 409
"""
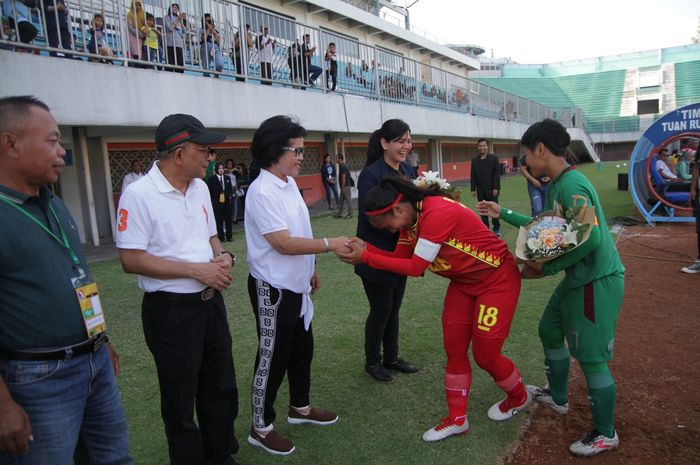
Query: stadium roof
281 0 480 69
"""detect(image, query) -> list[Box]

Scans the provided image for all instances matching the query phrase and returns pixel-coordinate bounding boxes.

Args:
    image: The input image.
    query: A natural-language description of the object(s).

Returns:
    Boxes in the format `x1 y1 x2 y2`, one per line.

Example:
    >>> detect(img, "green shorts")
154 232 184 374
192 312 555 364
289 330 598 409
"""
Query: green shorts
540 273 624 363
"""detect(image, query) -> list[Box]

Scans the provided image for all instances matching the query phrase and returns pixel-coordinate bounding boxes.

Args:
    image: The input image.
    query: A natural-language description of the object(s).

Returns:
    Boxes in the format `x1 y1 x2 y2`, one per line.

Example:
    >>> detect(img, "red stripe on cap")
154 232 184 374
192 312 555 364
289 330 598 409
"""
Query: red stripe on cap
366 193 404 216
165 130 190 148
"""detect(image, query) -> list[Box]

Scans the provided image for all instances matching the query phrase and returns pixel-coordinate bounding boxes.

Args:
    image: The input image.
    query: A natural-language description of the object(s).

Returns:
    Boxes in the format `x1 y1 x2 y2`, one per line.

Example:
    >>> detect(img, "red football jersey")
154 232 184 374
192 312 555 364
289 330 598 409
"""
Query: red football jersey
404 196 513 284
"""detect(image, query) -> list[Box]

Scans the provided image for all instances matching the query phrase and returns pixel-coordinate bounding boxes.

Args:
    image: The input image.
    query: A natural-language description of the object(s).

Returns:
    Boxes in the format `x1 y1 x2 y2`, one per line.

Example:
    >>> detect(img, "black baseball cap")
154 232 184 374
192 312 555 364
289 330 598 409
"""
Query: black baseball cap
155 114 226 152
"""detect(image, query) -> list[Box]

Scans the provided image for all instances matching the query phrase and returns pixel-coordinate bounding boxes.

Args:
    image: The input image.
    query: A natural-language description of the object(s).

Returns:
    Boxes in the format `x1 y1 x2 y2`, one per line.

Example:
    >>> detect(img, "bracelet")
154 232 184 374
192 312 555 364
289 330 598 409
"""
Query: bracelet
322 237 330 252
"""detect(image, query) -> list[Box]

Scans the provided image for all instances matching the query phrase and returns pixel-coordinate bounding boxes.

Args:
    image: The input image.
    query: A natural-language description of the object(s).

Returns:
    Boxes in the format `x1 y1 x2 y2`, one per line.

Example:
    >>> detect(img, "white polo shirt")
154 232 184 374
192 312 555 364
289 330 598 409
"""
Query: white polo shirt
116 161 218 293
245 168 315 294
656 159 678 180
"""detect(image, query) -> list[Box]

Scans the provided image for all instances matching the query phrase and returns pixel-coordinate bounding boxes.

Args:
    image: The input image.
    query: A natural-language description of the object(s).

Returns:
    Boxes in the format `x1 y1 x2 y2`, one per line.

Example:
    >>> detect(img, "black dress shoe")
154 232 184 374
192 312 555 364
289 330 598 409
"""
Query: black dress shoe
384 358 419 373
365 363 395 382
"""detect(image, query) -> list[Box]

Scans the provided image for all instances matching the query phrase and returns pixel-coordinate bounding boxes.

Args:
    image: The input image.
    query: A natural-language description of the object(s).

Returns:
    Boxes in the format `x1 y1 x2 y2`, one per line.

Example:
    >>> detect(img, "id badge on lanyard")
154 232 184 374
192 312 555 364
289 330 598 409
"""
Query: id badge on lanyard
0 194 107 338
71 266 107 337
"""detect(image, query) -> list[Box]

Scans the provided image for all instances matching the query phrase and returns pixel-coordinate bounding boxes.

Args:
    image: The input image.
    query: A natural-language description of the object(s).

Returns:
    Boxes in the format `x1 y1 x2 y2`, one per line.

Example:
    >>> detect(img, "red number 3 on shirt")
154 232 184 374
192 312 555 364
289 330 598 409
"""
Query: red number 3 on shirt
117 209 128 232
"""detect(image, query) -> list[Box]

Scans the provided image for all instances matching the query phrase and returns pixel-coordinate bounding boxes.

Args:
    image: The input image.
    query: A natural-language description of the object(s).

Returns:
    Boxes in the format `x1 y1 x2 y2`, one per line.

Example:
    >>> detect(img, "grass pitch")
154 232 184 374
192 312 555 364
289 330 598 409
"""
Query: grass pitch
92 161 634 464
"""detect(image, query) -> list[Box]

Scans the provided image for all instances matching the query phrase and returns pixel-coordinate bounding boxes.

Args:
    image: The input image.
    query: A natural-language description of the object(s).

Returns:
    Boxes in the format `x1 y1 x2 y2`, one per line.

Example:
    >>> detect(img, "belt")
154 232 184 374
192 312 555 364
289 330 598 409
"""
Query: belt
146 287 216 304
0 333 108 361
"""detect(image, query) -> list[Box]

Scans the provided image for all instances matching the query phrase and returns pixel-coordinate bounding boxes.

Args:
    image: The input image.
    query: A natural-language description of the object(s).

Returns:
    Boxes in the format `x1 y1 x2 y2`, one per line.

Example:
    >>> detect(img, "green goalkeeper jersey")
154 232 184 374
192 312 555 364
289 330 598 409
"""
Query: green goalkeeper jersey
501 167 624 288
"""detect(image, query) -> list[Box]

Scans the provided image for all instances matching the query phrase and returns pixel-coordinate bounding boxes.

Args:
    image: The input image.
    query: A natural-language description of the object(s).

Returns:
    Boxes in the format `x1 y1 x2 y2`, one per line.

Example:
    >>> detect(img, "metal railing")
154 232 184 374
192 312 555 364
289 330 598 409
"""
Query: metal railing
1 0 566 126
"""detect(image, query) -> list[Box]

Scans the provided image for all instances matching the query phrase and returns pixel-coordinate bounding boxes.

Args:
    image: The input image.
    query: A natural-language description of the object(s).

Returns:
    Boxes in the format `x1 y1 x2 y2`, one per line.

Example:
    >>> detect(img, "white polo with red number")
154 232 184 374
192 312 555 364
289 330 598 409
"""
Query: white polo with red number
116 161 217 293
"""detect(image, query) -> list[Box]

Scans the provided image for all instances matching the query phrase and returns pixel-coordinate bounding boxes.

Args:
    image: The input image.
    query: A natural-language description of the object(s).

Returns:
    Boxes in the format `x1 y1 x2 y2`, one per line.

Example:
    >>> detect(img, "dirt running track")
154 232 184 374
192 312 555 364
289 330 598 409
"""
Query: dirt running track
506 223 700 465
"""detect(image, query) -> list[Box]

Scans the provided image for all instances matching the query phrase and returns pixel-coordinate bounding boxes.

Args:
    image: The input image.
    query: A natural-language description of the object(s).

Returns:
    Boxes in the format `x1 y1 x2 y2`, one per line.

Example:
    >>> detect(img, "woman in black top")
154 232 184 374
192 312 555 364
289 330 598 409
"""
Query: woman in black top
356 119 418 382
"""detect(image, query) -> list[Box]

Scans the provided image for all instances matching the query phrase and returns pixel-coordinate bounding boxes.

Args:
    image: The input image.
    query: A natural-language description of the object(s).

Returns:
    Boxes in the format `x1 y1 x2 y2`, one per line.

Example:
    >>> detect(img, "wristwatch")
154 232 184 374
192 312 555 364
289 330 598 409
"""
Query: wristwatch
220 251 236 266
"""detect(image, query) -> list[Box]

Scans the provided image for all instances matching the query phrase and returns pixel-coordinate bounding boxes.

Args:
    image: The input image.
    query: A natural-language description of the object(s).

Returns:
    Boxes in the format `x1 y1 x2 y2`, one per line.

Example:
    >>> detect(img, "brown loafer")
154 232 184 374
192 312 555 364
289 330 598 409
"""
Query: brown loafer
287 406 338 425
248 426 295 456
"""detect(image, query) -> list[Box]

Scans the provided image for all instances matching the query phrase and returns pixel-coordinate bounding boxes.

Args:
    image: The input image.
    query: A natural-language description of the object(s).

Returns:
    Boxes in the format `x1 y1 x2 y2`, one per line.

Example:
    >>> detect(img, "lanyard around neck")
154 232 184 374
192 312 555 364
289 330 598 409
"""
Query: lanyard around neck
0 193 80 266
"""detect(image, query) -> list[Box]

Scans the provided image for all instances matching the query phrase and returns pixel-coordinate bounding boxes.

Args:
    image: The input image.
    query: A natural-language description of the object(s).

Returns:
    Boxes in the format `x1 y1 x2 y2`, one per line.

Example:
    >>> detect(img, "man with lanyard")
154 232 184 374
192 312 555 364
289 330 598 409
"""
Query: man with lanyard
0 96 132 464
116 114 240 465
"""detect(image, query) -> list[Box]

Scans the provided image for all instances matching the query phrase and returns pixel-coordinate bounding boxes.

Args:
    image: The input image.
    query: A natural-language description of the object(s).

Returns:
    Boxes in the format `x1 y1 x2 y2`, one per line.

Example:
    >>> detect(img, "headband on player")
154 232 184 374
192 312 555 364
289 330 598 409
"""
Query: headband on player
366 193 404 216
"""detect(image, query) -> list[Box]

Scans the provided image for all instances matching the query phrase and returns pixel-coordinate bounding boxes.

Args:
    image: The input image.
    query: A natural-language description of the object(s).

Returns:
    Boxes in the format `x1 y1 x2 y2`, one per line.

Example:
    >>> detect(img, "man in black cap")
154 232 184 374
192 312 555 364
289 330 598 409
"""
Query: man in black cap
116 114 240 465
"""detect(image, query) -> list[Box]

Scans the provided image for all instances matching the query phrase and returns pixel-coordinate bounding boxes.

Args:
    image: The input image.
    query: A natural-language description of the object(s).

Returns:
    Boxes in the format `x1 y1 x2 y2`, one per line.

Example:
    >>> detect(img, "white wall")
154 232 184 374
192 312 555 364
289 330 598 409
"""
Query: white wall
0 51 526 143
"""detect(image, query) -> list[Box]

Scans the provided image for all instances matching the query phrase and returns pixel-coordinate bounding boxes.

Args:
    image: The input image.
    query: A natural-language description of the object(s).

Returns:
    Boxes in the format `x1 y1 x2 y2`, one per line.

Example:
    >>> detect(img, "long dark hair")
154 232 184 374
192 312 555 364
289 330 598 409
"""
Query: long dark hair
363 176 447 217
365 119 411 167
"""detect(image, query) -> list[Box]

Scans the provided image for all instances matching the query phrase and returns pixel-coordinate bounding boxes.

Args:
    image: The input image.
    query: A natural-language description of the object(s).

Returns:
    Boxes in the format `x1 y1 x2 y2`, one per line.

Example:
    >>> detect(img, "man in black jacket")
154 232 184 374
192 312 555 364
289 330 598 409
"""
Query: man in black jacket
470 138 501 236
208 162 234 241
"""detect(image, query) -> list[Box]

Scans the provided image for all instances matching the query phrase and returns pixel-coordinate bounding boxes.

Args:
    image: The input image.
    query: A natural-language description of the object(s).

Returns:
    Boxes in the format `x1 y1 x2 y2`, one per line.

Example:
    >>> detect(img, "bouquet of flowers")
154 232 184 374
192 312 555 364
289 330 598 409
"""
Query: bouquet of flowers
412 171 463 195
515 203 595 263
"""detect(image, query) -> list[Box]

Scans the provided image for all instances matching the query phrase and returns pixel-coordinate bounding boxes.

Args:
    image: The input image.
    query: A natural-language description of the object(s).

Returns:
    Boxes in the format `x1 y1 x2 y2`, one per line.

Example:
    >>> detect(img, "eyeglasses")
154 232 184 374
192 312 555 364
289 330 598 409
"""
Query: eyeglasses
282 146 304 156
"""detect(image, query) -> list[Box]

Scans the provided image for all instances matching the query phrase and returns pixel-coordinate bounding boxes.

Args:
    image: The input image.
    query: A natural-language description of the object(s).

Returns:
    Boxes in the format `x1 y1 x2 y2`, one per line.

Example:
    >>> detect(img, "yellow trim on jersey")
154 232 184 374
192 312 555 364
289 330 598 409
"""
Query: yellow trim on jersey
444 238 502 267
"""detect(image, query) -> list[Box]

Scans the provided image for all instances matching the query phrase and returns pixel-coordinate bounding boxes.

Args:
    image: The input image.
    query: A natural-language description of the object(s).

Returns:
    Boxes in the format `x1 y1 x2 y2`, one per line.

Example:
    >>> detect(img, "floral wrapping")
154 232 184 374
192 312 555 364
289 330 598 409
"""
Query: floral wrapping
515 204 595 263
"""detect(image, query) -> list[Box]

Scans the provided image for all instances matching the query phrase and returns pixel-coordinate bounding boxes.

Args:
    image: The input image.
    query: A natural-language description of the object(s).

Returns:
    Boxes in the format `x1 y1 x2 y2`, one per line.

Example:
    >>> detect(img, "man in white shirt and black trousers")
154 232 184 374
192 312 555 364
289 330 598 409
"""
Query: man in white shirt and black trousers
116 114 240 465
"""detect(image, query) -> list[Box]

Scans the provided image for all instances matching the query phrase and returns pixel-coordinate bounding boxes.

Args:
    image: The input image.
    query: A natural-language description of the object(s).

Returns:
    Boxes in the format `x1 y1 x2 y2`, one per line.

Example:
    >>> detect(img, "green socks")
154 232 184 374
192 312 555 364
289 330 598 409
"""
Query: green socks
581 362 616 438
543 346 570 406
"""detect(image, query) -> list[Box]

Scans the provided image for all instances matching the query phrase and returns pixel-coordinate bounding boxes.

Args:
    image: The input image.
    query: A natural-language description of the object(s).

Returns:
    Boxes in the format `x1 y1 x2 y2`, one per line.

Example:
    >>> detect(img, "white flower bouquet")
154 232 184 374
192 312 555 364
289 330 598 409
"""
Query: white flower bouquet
412 171 462 195
515 203 595 263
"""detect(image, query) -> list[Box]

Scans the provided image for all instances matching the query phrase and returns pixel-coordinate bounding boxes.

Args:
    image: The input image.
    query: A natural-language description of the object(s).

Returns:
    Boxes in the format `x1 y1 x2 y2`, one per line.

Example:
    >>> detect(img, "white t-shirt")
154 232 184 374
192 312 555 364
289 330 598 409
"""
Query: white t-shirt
116 161 218 293
245 169 315 291
258 34 274 63
244 169 316 326
122 172 143 192
656 159 678 180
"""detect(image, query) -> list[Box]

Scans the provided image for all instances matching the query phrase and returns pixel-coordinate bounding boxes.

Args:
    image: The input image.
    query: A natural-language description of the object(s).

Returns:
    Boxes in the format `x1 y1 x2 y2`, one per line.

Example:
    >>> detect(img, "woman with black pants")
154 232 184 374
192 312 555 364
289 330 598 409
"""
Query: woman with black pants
356 119 418 382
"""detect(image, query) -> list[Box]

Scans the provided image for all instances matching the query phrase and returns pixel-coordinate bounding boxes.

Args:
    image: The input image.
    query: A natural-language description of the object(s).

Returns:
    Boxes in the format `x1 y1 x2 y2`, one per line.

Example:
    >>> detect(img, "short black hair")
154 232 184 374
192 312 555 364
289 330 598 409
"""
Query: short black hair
521 119 571 157
251 115 307 169
0 95 50 133
146 12 155 20
477 138 488 145
337 153 344 160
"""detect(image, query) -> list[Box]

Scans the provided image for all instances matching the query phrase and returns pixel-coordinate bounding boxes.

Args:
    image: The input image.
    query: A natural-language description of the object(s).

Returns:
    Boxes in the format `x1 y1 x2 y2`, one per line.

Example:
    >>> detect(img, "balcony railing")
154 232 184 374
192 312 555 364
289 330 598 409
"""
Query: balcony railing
1 0 569 126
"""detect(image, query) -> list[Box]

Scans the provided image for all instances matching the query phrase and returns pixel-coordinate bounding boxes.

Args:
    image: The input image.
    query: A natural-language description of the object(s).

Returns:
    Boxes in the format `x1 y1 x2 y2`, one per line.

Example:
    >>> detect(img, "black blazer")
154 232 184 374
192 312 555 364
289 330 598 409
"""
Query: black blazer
207 174 233 210
355 158 416 287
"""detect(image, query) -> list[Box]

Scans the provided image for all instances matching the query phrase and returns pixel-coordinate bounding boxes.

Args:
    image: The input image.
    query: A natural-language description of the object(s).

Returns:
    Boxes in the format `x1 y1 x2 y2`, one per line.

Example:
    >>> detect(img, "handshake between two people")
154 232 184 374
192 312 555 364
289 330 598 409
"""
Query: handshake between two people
325 237 367 265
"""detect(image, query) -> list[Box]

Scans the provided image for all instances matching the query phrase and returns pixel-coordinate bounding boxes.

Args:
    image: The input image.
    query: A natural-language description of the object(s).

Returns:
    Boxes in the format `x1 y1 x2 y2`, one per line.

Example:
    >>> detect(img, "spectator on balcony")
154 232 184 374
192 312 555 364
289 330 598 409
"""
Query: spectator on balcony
232 24 252 81
287 40 303 88
126 0 146 62
324 42 337 92
199 13 223 77
257 25 275 85
87 13 115 61
42 0 73 57
301 34 322 86
2 0 38 47
163 3 186 73
143 13 163 66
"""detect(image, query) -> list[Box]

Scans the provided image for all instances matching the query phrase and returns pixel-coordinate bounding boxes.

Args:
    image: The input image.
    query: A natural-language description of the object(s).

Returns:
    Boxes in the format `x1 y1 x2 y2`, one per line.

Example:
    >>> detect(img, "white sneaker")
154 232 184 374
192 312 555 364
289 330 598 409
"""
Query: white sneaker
681 260 700 274
487 390 532 421
525 385 569 414
569 429 619 456
422 417 469 442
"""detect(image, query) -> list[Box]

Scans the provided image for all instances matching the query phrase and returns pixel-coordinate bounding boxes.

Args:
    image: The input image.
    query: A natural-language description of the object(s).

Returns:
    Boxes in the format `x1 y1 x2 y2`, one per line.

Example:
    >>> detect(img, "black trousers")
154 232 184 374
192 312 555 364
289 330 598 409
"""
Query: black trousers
260 62 272 85
214 206 233 241
142 291 239 465
477 193 501 230
362 277 406 366
325 69 337 91
248 275 313 429
165 46 185 73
